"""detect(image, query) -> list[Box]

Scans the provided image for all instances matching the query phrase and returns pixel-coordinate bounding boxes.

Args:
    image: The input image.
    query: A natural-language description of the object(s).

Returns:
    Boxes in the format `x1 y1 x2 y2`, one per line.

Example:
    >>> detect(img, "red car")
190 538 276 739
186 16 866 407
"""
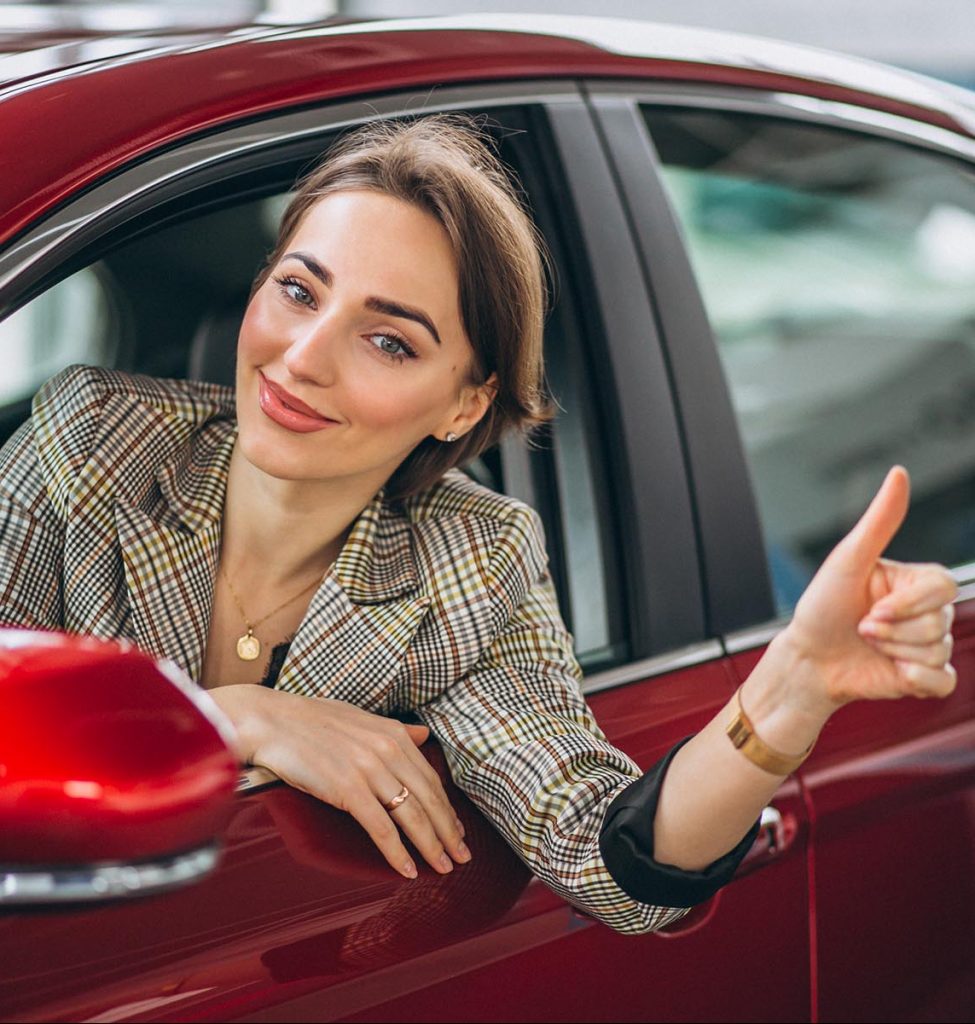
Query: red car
2 12 974 1023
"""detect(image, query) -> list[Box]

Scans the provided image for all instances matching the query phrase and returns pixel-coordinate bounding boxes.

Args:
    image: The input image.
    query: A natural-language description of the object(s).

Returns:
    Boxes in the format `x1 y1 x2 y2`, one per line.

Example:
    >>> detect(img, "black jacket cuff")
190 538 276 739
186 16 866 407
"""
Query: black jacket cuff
599 736 760 909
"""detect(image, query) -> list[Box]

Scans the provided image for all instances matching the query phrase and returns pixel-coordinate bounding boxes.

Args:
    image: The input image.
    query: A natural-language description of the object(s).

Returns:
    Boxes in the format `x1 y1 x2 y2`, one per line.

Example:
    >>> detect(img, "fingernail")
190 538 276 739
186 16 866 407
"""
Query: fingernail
455 818 466 838
872 605 895 621
438 852 454 873
456 841 471 862
858 619 878 637
402 860 417 879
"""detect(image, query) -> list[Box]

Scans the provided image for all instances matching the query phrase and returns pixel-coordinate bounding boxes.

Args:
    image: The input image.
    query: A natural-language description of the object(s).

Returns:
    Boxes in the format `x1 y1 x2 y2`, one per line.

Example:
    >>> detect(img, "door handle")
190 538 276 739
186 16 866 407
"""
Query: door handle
759 805 785 853
735 804 798 878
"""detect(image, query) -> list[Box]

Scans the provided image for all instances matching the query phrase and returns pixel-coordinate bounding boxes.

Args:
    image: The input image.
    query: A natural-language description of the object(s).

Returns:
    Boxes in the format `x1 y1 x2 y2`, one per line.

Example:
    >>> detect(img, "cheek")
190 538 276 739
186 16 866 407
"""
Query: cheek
236 291 280 366
344 371 457 434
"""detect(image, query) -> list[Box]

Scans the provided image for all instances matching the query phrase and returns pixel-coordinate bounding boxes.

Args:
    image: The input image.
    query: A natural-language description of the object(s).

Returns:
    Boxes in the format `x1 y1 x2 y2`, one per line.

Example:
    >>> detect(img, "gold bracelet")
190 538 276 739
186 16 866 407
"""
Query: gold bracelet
725 686 814 776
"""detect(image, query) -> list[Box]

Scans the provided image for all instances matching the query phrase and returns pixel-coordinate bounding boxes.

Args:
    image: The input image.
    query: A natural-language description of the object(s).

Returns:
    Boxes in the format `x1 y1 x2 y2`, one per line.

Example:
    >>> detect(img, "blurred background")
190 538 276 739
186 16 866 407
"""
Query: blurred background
1 0 974 87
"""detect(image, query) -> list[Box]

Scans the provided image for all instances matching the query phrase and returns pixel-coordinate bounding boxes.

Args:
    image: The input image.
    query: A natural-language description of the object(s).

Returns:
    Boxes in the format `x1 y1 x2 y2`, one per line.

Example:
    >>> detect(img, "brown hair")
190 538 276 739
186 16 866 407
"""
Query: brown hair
255 115 554 499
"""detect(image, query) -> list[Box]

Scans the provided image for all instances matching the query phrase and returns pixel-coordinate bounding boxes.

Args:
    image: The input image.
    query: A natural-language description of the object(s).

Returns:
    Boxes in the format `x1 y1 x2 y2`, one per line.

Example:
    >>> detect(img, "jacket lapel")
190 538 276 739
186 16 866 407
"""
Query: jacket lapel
115 421 235 680
276 493 431 711
114 414 426 701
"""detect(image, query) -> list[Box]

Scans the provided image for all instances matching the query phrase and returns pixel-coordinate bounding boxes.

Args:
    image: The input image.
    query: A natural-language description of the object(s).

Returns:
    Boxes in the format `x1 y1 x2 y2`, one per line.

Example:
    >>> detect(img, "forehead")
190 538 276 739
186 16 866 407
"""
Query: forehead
290 190 457 275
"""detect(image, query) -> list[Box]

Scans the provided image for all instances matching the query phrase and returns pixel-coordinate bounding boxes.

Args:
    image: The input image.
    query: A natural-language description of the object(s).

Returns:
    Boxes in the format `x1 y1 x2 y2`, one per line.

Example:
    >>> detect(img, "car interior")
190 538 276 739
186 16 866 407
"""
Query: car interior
0 116 629 673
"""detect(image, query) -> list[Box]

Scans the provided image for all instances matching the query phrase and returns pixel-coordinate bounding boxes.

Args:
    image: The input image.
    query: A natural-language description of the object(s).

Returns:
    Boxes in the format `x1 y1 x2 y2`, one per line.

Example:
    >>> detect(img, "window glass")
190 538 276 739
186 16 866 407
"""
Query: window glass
644 107 975 614
0 268 116 408
544 316 621 669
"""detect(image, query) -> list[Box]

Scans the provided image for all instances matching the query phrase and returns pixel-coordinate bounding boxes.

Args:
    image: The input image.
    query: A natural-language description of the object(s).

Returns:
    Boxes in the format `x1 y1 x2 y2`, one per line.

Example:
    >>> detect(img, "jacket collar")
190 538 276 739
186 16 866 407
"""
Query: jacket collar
155 419 236 535
332 490 419 605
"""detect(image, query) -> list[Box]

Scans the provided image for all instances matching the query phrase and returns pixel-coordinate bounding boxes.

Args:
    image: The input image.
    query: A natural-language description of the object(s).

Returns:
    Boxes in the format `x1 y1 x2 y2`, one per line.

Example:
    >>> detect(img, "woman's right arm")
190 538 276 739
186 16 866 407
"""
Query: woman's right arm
207 684 470 880
0 421 65 628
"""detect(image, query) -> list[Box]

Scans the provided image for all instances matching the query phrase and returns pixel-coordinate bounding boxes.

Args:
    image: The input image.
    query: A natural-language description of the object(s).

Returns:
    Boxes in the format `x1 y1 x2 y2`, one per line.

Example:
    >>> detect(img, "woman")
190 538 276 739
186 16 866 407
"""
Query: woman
0 117 957 934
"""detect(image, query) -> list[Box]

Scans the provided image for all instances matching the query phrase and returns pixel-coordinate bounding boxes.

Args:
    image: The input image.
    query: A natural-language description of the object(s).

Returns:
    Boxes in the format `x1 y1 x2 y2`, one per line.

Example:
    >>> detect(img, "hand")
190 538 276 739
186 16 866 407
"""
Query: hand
211 686 470 879
782 466 958 715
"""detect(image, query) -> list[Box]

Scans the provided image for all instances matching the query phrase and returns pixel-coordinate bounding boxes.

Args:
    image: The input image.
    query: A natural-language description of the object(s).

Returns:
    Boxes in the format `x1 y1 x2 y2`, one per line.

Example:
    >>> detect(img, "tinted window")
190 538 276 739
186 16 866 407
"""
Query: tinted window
644 107 975 613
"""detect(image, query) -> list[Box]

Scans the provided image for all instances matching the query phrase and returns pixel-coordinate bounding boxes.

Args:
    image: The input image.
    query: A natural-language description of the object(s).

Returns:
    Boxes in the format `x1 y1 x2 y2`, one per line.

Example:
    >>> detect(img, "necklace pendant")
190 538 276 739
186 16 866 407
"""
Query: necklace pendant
236 631 261 662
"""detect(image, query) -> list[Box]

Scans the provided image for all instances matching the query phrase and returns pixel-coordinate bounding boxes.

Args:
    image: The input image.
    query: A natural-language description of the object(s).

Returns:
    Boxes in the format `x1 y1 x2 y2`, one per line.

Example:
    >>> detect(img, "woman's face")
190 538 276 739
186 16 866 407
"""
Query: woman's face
235 189 489 488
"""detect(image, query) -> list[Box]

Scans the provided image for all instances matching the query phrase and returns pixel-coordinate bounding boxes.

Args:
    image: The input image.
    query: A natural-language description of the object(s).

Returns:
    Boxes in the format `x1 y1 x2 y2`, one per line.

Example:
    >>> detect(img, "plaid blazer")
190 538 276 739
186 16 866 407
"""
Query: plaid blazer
0 365 683 934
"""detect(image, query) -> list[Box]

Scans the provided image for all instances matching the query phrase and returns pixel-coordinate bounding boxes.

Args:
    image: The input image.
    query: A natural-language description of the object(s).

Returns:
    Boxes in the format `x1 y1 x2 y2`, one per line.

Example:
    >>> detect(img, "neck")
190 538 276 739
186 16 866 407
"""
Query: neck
220 443 384 589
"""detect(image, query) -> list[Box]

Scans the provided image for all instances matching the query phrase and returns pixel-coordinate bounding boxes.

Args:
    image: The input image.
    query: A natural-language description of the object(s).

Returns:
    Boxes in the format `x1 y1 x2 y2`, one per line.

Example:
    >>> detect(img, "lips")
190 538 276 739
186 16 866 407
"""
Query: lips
258 372 336 434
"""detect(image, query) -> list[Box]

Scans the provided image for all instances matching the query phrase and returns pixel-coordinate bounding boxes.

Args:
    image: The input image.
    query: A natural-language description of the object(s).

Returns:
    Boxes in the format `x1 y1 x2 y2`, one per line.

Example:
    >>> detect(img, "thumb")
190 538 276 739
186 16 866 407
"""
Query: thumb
829 465 910 573
405 723 430 747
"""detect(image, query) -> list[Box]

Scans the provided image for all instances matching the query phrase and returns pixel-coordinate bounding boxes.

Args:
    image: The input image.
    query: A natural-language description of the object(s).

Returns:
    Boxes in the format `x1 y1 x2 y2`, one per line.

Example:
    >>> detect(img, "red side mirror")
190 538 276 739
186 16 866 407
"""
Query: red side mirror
0 630 238 904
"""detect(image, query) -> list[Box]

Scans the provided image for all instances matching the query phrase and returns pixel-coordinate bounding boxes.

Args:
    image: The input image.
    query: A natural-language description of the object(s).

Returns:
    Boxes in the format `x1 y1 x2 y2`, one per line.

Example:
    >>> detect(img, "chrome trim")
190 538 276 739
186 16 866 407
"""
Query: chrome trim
0 843 219 905
0 80 579 305
954 580 975 605
582 639 722 695
723 620 787 655
237 765 280 793
589 81 975 162
951 560 975 586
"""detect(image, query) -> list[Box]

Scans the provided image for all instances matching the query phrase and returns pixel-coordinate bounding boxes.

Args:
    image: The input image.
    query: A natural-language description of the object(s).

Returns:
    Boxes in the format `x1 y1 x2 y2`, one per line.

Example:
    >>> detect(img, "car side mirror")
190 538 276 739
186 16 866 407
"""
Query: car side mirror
0 629 238 906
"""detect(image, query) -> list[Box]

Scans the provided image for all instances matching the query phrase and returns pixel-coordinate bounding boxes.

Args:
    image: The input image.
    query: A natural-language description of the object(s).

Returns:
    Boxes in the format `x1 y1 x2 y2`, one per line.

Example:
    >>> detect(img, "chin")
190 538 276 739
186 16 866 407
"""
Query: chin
236 429 325 481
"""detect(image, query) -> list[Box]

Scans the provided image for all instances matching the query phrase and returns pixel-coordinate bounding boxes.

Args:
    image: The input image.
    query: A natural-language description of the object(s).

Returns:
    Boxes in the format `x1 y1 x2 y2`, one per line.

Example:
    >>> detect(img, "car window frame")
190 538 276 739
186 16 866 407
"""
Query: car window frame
590 80 975 654
0 80 710 695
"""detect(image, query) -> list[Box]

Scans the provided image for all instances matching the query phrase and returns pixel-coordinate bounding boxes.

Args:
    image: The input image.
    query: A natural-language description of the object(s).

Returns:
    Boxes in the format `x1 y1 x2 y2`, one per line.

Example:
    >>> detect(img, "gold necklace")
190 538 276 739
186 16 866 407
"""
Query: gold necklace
221 564 326 662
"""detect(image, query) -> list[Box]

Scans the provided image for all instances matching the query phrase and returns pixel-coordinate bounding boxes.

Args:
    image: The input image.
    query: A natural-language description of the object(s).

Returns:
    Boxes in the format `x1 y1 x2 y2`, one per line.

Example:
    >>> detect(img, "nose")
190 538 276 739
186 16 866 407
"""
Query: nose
282 311 341 386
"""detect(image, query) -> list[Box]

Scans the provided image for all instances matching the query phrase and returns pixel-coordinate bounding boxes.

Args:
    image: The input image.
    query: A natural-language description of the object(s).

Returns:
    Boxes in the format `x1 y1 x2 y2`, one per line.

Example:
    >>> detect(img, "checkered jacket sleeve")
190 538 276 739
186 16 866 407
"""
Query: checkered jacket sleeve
415 503 688 935
0 419 65 628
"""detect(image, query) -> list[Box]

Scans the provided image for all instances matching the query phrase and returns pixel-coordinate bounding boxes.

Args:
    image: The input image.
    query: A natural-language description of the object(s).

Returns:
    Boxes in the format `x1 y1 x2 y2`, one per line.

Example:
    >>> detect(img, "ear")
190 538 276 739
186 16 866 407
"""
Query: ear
437 373 498 442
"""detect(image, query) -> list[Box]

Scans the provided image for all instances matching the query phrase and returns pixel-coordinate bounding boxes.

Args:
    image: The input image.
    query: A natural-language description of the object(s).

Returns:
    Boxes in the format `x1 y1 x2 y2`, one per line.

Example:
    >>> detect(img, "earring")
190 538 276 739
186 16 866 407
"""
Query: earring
444 431 458 443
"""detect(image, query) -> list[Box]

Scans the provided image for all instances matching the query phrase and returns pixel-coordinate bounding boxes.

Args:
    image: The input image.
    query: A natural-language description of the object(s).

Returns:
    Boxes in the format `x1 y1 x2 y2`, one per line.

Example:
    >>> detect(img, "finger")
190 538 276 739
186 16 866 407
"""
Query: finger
868 569 958 621
863 634 953 670
405 723 430 746
386 753 470 865
895 659 958 699
363 724 467 852
827 466 910 574
859 607 953 644
388 794 458 875
345 783 419 880
393 725 468 840
369 763 456 875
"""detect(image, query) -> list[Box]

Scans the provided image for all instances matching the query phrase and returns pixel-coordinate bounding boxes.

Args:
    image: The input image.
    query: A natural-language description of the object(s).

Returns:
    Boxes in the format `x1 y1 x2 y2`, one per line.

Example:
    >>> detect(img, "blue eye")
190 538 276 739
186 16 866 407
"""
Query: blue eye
274 275 314 307
375 334 404 355
369 333 416 361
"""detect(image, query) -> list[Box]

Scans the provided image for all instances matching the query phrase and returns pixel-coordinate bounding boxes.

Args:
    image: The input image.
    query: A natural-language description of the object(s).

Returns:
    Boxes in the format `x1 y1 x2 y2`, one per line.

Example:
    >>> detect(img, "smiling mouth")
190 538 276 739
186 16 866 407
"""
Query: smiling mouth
258 372 337 433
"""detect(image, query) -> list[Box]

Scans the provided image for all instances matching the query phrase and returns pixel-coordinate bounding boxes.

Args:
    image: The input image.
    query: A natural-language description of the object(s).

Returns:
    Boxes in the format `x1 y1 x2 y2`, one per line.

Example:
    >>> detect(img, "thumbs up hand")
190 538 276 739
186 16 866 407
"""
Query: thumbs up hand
784 466 958 712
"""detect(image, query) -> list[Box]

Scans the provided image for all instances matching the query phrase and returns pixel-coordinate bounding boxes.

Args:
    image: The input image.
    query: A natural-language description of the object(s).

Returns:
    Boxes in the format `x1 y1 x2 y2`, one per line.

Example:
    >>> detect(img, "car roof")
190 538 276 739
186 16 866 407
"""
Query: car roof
2 13 974 246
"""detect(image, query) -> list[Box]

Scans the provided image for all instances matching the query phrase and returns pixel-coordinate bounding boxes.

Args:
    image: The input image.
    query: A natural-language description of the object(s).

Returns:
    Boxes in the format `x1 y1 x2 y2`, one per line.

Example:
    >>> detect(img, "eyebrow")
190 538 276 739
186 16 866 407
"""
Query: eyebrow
283 251 442 345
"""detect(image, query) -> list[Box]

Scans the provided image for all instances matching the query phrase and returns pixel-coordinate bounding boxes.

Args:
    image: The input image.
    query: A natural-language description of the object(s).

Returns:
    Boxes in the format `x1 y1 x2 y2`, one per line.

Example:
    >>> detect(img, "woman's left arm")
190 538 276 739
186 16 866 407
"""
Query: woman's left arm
653 465 957 869
416 505 687 934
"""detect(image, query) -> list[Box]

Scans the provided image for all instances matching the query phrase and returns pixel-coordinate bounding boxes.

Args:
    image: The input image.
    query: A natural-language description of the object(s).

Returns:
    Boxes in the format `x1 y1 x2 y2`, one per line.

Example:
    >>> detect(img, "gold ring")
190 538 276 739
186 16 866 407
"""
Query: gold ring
383 785 410 812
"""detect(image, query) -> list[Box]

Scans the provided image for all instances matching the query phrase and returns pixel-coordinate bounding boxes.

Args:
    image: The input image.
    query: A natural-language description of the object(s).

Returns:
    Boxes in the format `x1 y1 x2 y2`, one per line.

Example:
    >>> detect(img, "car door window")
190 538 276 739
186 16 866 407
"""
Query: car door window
643 106 975 614
0 105 627 671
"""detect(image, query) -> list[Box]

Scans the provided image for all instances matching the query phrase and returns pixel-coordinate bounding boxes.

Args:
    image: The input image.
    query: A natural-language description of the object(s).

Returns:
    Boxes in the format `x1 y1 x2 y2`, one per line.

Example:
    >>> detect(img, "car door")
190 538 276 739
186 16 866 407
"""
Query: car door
596 83 975 1023
1 84 809 1024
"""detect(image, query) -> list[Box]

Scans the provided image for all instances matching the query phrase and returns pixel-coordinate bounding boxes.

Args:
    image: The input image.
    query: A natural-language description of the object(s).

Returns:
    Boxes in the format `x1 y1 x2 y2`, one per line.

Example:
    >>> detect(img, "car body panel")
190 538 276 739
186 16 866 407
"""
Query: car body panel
2 14 975 246
728 594 975 1023
0 658 811 1024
